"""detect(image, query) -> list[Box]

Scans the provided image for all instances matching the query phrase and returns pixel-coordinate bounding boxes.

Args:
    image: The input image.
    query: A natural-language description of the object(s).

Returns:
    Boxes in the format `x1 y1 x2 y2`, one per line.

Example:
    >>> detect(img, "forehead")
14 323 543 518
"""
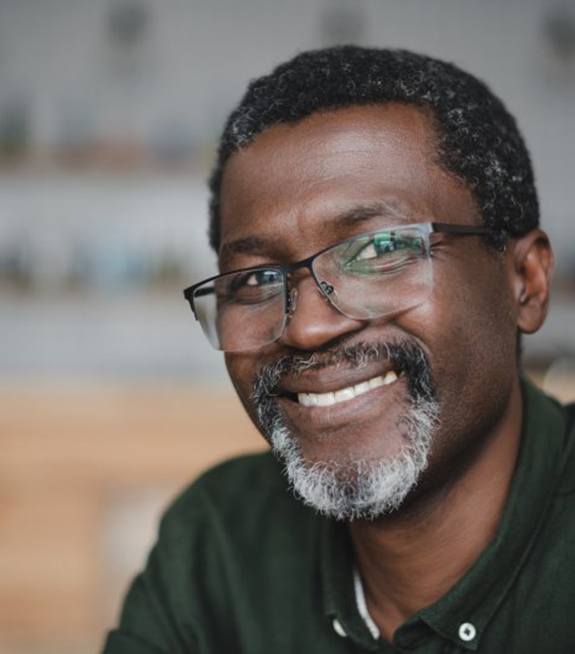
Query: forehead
218 104 477 264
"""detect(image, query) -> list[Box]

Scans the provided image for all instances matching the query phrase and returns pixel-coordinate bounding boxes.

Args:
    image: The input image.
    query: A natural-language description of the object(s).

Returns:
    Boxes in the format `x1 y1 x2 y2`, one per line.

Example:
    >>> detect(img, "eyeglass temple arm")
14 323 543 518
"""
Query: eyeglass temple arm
431 222 490 236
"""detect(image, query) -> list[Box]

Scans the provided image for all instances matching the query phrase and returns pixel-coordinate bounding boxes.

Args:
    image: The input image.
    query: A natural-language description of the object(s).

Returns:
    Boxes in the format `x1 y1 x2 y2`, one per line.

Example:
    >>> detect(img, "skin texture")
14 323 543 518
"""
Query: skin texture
218 104 553 641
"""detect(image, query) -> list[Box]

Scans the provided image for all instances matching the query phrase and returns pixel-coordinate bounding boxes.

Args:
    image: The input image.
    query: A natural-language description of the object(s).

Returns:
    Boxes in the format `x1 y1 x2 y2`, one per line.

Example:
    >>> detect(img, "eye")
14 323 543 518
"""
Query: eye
235 269 281 289
350 233 399 262
223 268 284 305
341 232 424 274
355 236 395 260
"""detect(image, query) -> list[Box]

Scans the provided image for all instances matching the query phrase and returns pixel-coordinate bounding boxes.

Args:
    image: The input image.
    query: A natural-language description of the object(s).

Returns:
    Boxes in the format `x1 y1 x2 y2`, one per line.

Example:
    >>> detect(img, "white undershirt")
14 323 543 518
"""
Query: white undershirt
353 567 381 640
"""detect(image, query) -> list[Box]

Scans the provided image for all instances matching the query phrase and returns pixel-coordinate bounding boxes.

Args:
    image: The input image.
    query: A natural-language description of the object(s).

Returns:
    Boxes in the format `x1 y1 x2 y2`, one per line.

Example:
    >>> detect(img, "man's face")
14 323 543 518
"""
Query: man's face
218 104 518 519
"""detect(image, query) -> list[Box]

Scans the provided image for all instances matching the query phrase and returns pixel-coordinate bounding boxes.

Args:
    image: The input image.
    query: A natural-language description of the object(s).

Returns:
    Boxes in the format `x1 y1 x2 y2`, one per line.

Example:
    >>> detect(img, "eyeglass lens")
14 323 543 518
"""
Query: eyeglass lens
192 225 433 351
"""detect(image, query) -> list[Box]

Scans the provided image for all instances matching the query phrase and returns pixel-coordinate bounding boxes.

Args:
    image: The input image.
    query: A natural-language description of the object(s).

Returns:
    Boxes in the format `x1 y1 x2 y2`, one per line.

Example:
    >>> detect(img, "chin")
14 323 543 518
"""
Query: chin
268 397 441 521
293 424 408 469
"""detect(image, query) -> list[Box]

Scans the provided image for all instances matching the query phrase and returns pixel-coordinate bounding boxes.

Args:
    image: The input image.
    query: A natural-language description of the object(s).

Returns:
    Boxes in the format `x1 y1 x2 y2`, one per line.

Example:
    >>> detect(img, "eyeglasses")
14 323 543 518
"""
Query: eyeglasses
184 222 489 352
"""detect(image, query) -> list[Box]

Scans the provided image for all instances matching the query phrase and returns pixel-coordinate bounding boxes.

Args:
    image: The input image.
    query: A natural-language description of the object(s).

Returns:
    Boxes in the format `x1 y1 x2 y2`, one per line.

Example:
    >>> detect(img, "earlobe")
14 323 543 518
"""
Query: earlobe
510 229 554 334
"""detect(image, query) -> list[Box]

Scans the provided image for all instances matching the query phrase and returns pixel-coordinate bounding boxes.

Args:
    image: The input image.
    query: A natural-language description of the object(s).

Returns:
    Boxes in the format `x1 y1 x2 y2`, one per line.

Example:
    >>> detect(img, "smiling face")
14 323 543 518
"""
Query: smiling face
218 103 521 519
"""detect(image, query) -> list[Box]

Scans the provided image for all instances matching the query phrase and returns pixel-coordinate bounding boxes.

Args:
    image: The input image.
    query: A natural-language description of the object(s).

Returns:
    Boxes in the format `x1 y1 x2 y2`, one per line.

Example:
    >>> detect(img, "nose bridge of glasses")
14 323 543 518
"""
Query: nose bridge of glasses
285 257 334 313
279 258 365 350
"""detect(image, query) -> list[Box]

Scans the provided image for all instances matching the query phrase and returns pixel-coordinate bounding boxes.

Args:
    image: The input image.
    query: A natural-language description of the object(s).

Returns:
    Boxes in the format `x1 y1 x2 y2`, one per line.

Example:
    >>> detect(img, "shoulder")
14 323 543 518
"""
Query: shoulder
194 450 287 499
157 451 308 547
557 400 575 496
146 452 319 621
105 454 310 653
165 451 288 515
522 380 575 497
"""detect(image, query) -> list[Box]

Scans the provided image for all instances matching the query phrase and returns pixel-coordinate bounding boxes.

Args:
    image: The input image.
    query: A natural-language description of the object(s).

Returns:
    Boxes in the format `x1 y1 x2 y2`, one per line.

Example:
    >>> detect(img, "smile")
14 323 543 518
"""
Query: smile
297 370 399 407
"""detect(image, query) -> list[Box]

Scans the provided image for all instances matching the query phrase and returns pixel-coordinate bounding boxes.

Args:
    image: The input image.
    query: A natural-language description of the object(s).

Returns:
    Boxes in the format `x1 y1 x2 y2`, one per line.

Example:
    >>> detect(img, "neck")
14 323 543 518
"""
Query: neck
349 376 523 643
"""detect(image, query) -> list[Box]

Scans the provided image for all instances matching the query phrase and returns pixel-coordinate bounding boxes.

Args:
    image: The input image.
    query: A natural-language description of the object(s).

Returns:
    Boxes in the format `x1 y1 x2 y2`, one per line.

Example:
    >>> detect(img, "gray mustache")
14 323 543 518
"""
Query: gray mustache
252 339 436 405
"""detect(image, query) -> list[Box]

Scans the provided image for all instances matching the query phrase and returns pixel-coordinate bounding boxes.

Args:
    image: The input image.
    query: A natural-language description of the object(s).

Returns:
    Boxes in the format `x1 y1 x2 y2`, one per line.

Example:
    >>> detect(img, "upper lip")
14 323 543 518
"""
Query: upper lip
277 360 399 396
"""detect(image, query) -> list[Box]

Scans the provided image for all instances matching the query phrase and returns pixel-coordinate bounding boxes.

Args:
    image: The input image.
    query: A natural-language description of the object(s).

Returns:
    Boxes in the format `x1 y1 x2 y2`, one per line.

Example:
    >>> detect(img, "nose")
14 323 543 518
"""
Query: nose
278 275 365 350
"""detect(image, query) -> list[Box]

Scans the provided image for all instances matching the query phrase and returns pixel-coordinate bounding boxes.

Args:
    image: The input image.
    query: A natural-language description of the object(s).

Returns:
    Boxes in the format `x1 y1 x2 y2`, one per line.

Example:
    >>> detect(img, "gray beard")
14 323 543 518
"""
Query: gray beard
252 341 440 521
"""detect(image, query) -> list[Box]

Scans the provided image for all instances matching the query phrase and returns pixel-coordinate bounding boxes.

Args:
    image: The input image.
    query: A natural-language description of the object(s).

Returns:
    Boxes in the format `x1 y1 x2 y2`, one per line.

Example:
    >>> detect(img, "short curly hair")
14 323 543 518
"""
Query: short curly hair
208 45 538 252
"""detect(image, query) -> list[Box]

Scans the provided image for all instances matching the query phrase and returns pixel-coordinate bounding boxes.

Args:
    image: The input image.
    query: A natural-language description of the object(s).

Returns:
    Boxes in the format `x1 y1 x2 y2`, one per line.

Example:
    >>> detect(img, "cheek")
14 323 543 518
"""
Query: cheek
414 259 516 387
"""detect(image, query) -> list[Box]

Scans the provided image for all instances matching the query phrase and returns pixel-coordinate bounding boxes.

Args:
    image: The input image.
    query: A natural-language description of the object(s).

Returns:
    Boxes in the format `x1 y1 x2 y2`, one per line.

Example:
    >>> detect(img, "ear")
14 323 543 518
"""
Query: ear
508 229 554 334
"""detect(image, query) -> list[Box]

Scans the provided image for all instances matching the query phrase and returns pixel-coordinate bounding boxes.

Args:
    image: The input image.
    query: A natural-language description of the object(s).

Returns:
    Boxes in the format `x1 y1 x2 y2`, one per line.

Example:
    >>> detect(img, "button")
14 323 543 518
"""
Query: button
332 618 347 638
458 622 476 642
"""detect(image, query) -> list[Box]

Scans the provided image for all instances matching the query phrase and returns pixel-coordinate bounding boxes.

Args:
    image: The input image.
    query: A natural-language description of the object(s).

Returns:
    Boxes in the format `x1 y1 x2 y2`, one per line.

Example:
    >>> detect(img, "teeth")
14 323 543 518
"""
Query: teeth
316 392 335 407
383 370 398 385
354 381 371 394
334 388 355 402
297 371 399 407
369 376 384 390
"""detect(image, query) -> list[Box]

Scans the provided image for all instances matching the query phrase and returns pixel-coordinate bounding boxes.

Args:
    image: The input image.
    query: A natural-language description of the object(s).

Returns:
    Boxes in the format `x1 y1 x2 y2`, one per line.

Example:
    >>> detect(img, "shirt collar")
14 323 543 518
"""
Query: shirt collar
320 378 568 650
321 515 381 650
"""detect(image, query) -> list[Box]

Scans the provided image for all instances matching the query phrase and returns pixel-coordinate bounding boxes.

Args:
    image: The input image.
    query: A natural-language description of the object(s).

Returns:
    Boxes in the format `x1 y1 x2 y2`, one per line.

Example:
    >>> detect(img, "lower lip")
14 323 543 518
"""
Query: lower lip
278 376 406 432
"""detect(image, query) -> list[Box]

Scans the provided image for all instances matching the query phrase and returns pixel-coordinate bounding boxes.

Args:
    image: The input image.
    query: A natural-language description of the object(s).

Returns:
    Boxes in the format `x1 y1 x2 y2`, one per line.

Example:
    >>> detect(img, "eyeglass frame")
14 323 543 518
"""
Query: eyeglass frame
184 222 492 321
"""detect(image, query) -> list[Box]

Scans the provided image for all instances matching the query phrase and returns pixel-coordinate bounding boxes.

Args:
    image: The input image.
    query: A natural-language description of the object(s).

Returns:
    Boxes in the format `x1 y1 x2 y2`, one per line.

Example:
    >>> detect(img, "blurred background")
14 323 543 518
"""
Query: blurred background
1 0 574 652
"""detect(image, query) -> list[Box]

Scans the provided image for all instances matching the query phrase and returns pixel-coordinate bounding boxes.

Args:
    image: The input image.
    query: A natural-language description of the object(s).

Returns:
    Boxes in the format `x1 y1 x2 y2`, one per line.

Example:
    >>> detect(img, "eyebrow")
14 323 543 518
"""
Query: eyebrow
331 199 410 228
219 235 269 261
219 199 412 261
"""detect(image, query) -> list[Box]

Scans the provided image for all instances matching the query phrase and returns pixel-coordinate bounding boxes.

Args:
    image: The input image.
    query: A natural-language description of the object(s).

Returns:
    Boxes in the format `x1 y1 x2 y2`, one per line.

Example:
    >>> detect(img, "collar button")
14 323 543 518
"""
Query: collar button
458 622 476 642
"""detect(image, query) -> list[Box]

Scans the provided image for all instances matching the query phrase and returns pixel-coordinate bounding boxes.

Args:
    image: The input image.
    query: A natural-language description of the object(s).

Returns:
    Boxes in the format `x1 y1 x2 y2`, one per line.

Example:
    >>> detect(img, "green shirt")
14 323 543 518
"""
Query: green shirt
103 381 575 653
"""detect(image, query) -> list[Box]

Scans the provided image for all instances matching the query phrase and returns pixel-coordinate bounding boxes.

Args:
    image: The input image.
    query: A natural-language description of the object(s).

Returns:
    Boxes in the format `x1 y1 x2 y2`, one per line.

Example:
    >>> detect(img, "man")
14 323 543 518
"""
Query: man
104 46 575 653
